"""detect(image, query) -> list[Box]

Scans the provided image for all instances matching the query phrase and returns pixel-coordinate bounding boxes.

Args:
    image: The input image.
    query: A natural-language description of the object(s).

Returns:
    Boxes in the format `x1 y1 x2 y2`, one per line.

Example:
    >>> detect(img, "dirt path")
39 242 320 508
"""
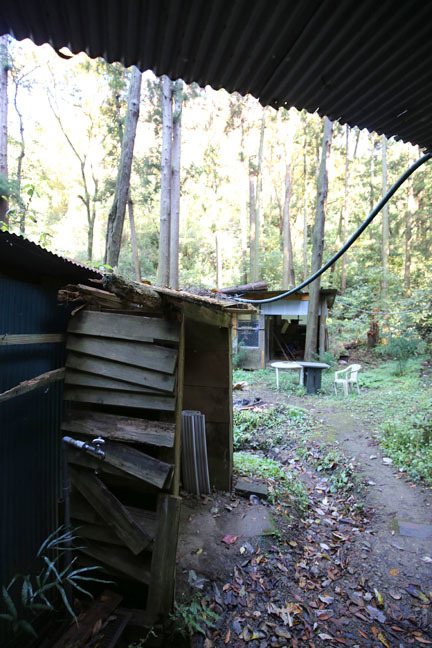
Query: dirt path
303 398 432 594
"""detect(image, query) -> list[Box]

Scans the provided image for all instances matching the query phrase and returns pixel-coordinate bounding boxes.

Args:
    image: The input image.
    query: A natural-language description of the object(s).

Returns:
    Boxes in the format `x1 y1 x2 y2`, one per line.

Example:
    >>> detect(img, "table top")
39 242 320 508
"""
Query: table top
270 361 302 369
296 361 330 369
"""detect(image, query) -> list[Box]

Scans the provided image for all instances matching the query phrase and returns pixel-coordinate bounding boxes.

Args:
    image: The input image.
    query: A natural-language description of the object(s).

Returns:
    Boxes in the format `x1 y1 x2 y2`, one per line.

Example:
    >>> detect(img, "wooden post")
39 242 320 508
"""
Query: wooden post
147 494 181 618
173 315 185 496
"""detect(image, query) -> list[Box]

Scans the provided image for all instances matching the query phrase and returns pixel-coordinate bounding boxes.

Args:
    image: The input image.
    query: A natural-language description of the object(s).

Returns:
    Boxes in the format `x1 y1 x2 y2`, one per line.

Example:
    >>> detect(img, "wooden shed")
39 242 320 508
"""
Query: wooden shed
233 289 337 370
58 276 255 621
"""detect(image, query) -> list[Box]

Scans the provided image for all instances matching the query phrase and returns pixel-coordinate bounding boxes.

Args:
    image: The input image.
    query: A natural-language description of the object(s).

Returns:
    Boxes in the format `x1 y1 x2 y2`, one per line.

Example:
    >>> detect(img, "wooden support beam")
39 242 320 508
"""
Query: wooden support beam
0 333 65 346
173 317 185 496
69 466 151 555
0 368 65 403
147 494 181 618
181 301 232 328
62 410 175 447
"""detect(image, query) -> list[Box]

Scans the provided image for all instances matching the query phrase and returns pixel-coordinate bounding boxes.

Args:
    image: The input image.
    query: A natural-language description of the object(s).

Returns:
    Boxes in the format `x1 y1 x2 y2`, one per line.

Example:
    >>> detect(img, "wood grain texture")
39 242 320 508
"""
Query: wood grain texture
67 334 178 374
65 369 160 393
66 351 175 392
0 368 65 403
0 333 65 346
147 495 181 617
68 310 180 343
62 409 175 447
69 466 151 554
64 385 176 411
80 541 151 584
102 440 173 489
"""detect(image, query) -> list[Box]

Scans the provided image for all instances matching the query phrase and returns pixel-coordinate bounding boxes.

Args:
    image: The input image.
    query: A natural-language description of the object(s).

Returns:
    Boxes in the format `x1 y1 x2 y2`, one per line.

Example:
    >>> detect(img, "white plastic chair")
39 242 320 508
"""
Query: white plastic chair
334 364 361 395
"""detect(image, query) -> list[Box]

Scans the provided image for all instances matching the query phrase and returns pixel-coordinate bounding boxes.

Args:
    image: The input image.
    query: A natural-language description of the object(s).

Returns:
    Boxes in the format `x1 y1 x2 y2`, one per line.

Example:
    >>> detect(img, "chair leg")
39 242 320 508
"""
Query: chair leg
356 382 360 394
334 382 337 395
343 381 348 396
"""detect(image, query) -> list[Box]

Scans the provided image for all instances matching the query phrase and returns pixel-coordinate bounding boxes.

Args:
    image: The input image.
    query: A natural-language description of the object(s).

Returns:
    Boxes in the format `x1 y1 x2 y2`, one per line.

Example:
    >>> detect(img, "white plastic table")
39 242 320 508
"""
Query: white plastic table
270 361 303 389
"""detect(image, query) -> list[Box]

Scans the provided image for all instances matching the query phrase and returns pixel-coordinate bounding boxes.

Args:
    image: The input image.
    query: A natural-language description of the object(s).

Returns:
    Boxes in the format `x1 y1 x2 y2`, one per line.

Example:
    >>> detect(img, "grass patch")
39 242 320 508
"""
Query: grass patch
233 451 309 512
233 405 311 451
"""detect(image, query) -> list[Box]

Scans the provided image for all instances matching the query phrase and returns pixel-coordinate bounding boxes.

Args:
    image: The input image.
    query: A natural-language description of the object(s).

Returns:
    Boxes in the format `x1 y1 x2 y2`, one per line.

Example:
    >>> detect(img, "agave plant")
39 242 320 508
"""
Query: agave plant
0 525 112 637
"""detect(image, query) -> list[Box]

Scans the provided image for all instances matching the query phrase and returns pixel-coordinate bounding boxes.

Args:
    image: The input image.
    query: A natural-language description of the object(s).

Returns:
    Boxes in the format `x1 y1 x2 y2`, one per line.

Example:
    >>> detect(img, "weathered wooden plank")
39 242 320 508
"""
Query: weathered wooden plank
182 301 232 328
66 351 175 392
80 541 151 584
65 369 163 394
0 333 65 346
62 409 175 447
73 522 123 546
182 385 231 423
53 590 123 648
68 310 180 343
147 495 181 617
102 441 172 489
0 368 65 404
70 492 157 539
173 317 185 496
67 334 178 374
64 386 176 411
68 466 151 554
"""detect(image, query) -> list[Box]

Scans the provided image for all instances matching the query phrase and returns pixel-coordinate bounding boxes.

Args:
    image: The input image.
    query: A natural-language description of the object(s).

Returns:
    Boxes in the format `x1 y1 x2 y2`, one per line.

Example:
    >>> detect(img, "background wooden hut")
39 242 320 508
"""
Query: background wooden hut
233 289 337 369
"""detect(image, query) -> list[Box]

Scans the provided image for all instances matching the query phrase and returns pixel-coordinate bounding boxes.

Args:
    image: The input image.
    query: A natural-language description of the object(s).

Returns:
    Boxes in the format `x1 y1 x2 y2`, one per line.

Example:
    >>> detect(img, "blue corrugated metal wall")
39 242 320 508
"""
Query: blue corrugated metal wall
0 276 70 637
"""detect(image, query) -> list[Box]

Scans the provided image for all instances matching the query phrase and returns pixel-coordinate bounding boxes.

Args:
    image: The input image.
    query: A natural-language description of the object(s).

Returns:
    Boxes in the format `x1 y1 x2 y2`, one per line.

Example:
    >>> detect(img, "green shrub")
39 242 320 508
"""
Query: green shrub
375 335 420 375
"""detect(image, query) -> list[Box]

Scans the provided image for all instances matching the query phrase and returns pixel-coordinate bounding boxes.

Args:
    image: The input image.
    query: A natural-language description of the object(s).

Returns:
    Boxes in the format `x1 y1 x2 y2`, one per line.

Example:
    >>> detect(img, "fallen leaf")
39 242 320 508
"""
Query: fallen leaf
92 618 102 635
405 584 430 603
366 605 386 623
374 588 384 608
224 629 231 644
318 633 333 640
421 556 432 563
204 639 214 648
221 535 237 544
318 593 334 605
415 637 432 645
378 631 391 648
389 568 399 576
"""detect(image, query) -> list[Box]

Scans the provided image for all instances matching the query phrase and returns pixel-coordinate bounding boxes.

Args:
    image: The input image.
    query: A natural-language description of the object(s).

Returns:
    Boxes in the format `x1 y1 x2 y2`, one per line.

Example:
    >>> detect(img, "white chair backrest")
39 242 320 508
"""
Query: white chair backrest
349 364 361 378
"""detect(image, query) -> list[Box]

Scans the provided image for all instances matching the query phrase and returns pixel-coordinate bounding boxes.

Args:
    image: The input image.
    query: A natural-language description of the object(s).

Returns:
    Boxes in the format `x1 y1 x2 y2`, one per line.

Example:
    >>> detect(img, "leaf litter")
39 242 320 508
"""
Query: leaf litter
177 397 432 647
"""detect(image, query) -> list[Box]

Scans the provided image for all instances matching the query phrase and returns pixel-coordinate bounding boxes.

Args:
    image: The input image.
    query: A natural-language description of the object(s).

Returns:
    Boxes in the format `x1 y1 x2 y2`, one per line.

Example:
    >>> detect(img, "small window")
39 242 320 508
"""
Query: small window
237 317 259 348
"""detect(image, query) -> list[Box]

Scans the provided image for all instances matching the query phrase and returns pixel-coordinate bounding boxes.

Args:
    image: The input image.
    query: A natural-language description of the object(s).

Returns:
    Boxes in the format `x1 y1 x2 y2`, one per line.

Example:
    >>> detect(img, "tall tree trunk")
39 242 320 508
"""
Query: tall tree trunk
252 108 267 282
14 81 26 233
157 75 173 285
241 194 248 284
105 66 142 268
404 149 416 296
381 135 389 303
215 231 222 288
249 161 257 281
304 117 333 361
303 142 308 280
128 196 141 282
169 80 182 289
0 35 9 227
341 125 350 294
282 161 295 288
369 136 376 213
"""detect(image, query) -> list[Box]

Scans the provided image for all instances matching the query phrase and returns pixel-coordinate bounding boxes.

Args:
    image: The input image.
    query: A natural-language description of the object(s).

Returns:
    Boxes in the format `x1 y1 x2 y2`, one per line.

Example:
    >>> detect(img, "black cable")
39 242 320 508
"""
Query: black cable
234 152 432 304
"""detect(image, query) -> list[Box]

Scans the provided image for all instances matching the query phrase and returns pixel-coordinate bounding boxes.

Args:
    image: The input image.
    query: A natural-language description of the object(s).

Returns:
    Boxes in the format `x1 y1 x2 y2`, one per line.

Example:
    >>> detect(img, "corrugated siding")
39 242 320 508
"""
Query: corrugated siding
0 277 69 640
2 0 432 150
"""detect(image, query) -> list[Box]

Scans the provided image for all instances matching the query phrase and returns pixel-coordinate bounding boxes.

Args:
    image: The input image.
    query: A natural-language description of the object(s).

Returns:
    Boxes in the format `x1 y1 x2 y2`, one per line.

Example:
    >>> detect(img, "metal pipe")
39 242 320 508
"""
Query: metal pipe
62 435 105 459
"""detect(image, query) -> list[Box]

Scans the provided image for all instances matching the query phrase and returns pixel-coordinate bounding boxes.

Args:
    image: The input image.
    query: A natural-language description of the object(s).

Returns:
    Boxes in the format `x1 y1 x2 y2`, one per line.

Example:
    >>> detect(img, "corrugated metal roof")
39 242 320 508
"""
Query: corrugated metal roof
0 230 102 283
2 0 432 150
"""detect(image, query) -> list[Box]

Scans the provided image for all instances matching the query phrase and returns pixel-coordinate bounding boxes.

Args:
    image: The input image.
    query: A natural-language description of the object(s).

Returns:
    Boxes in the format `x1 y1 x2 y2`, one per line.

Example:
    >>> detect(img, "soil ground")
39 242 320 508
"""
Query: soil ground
174 379 432 648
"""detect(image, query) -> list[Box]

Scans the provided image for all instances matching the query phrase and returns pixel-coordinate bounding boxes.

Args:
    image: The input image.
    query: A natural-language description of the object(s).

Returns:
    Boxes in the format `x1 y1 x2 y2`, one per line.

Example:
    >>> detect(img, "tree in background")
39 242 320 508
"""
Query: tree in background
169 79 183 289
304 117 333 361
105 66 142 268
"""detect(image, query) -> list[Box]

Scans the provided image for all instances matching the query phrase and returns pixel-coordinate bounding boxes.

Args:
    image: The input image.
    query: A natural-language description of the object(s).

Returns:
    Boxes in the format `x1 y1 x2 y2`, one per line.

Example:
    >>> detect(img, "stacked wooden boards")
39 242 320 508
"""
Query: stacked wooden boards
64 310 179 411
62 310 182 620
